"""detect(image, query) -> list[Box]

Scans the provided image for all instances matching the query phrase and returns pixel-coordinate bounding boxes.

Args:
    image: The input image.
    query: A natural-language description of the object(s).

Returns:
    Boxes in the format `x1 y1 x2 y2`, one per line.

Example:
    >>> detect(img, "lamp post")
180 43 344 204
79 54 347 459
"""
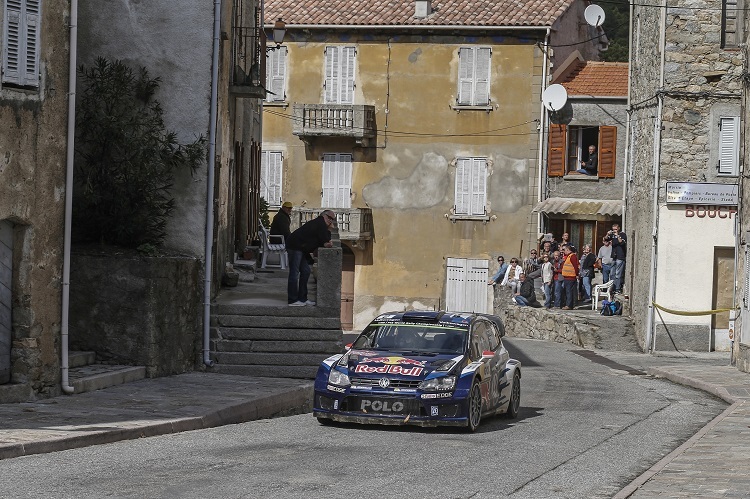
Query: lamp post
269 18 286 50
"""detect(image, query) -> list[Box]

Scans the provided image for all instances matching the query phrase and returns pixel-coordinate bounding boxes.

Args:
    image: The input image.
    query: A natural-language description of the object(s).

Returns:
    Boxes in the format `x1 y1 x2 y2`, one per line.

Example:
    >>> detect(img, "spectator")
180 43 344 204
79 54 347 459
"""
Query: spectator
609 223 627 293
270 201 293 242
501 258 523 294
597 236 614 284
560 245 579 310
577 145 598 175
553 250 565 309
541 253 554 309
487 256 509 287
286 210 335 306
578 244 596 302
514 273 541 307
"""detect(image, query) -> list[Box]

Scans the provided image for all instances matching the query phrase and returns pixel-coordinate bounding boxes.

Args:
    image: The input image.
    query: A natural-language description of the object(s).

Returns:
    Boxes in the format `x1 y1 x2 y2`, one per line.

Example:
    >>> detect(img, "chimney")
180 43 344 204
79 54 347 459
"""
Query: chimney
414 0 432 18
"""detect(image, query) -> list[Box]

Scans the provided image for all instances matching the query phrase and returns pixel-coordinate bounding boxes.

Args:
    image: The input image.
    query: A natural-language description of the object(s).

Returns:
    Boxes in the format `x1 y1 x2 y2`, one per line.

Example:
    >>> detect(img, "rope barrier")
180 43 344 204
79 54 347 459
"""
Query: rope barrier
652 302 732 316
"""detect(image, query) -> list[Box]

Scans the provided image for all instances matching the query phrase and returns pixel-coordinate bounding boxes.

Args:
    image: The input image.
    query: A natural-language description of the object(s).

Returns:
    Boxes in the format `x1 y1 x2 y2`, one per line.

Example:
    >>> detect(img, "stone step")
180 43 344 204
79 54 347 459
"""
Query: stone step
210 364 319 379
211 351 333 366
213 339 343 354
69 364 147 394
212 303 339 319
211 327 343 342
212 314 341 330
68 351 96 368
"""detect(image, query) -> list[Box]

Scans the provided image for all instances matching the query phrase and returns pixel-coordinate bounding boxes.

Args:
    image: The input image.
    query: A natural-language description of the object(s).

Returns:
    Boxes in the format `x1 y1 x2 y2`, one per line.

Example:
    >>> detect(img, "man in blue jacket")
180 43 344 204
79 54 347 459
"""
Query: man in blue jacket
286 210 335 306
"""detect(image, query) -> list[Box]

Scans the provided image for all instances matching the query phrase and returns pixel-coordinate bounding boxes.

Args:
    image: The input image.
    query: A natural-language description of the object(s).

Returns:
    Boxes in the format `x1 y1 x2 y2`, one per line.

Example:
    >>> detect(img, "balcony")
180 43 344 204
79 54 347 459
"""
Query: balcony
229 2 265 99
293 208 373 247
292 104 377 146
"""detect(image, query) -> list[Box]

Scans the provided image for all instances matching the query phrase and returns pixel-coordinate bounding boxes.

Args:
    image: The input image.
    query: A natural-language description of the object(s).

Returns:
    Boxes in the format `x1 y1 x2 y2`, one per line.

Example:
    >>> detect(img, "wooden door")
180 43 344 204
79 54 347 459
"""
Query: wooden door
341 248 355 331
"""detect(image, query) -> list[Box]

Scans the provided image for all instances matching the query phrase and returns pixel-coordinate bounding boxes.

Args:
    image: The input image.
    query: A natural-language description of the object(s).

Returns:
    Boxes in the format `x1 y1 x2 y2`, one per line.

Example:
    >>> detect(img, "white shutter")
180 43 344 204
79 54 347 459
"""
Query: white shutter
324 46 339 103
457 48 473 105
266 47 287 101
745 242 750 309
446 258 490 313
2 0 22 85
260 151 269 202
718 117 739 176
340 46 356 104
446 258 467 312
268 152 283 206
336 154 352 208
322 154 337 207
474 48 491 106
455 158 471 215
470 158 487 216
22 0 39 87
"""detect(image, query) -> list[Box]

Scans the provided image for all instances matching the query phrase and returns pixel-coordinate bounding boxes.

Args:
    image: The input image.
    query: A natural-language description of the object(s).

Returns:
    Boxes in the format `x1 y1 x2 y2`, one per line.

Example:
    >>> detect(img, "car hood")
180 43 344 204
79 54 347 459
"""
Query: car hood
345 349 464 379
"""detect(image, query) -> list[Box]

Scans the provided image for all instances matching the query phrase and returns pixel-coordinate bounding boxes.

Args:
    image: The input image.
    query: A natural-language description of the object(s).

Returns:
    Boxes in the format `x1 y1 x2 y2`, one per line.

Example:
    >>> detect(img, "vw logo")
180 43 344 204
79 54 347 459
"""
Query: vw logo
378 378 390 388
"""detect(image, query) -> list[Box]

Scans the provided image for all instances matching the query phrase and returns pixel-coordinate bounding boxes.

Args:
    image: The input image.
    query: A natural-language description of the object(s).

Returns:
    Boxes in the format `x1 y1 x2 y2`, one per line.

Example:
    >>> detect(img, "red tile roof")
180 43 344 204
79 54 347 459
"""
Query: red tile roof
559 61 629 97
265 0 577 27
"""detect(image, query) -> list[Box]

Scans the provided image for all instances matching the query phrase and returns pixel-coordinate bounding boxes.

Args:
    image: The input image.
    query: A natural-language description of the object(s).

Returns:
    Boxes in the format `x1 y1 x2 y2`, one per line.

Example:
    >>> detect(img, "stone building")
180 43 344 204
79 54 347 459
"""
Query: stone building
627 0 743 358
536 53 628 256
0 0 71 401
262 0 604 331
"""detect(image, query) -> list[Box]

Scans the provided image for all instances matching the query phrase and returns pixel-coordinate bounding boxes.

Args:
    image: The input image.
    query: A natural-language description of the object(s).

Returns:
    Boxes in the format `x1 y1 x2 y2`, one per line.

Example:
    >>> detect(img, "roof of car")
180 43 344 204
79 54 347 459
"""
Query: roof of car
373 310 503 328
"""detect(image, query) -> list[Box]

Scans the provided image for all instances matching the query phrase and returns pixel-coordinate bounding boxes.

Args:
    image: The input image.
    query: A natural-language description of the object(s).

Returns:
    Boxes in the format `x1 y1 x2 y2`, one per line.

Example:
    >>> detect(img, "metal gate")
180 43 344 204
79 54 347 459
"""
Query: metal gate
445 257 490 314
0 220 12 384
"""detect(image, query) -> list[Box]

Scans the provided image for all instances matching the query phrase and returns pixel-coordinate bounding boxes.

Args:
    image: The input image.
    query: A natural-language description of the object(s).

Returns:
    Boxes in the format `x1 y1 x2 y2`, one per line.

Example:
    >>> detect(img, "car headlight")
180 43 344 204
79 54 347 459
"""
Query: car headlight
419 375 456 392
328 369 351 387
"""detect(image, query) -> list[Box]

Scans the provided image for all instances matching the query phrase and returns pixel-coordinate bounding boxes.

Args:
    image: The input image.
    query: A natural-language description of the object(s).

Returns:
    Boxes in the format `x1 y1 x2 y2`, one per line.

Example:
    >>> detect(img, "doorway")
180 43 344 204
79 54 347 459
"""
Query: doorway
711 247 734 351
341 246 355 331
0 220 12 384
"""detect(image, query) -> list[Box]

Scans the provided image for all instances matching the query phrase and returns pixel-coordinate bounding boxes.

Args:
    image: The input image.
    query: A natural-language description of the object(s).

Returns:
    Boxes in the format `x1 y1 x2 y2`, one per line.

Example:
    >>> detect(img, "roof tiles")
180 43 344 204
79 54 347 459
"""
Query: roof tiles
559 61 629 97
265 0 577 27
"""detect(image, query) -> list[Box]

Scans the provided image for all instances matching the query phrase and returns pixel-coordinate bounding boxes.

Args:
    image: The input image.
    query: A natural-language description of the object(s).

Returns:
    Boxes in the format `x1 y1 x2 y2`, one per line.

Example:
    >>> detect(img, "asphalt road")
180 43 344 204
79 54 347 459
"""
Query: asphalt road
0 339 726 499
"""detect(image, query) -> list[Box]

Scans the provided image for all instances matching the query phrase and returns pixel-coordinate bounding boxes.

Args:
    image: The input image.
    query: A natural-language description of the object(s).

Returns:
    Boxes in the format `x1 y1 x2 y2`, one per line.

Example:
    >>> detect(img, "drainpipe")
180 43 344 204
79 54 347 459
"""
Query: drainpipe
644 2 668 353
60 0 78 394
202 0 221 367
535 28 551 239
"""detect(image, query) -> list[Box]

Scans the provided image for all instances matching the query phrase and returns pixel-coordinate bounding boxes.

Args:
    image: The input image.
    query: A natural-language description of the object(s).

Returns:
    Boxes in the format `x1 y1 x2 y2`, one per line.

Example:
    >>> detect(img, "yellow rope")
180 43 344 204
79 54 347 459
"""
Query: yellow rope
652 302 732 316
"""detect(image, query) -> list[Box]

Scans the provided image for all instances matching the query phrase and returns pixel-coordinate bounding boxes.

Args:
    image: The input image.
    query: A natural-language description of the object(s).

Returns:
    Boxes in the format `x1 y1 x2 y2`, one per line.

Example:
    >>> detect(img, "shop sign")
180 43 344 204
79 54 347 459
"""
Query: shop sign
666 182 738 206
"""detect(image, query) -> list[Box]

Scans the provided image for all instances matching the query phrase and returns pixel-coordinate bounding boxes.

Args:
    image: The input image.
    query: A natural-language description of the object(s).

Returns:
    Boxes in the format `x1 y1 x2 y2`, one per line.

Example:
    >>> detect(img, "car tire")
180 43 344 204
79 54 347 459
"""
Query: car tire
466 379 482 432
317 417 337 426
504 371 521 419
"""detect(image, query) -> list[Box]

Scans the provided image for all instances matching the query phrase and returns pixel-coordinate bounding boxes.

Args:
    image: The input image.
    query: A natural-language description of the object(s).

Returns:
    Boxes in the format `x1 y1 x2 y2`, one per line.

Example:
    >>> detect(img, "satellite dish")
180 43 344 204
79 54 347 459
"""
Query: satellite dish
542 84 568 112
584 4 606 27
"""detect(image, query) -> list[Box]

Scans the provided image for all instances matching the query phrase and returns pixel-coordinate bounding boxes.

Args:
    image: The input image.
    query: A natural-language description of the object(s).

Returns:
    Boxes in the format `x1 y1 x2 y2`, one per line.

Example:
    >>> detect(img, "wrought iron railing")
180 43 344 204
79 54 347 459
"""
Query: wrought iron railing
231 1 264 90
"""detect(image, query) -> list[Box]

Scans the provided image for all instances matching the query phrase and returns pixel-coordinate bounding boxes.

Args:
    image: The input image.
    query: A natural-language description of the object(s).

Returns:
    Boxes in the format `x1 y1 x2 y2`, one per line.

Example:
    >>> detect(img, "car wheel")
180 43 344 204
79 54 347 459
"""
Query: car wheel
317 417 336 426
504 371 521 419
466 379 482 432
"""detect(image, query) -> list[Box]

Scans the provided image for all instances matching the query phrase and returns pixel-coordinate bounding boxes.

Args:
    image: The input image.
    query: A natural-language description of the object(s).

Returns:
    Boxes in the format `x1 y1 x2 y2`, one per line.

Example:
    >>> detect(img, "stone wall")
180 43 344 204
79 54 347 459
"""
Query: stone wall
69 253 202 377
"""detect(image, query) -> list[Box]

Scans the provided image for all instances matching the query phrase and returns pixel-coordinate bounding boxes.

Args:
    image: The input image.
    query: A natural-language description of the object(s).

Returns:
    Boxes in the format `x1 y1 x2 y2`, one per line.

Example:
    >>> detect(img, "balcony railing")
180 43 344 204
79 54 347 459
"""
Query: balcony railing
230 2 265 98
293 208 373 244
292 104 377 146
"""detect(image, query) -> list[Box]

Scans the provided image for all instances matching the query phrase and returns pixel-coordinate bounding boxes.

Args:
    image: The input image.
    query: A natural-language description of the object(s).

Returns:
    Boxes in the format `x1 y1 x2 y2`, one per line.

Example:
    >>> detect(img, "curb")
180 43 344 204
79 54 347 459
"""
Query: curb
613 368 737 498
0 383 313 461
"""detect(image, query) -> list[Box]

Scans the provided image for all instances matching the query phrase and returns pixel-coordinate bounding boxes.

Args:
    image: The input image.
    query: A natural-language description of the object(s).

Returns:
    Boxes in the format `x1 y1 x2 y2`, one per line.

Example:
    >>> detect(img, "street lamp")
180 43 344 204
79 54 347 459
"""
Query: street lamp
270 18 286 49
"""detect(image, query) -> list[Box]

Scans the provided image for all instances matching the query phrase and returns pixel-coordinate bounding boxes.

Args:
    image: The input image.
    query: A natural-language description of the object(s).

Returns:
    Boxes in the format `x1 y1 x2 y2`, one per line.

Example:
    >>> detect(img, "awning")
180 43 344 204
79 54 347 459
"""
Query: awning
533 197 622 216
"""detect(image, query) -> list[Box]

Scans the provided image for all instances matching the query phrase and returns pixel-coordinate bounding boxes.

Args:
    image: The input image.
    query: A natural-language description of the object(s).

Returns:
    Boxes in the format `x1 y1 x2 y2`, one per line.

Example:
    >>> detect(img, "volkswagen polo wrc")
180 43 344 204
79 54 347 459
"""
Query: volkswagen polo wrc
313 310 521 431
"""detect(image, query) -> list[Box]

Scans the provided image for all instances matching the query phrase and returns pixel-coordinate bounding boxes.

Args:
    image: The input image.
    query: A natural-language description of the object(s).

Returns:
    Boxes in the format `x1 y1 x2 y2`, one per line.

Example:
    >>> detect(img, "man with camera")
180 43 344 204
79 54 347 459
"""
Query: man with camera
607 223 627 294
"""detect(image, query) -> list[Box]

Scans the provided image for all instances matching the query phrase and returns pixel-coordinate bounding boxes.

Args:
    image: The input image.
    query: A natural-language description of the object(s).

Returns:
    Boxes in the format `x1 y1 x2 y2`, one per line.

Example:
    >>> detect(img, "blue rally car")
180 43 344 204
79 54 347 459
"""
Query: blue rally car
313 310 521 431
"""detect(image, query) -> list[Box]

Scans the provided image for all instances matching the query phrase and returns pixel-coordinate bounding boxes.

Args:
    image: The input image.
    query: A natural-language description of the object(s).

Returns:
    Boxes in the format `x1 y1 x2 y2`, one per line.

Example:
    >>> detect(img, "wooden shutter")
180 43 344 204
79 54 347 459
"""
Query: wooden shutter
22 0 39 86
445 258 489 314
336 154 352 208
457 48 473 105
266 47 287 101
718 117 739 176
474 48 491 106
547 124 566 177
322 154 336 207
470 158 487 216
324 46 339 103
2 0 22 85
340 47 356 105
455 158 471 215
598 125 617 178
268 152 283 206
723 0 739 48
2 0 39 87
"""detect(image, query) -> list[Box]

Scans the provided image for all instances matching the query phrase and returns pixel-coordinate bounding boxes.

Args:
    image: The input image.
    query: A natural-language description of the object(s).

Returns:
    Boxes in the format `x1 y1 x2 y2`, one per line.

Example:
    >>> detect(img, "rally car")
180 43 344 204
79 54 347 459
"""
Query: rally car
313 310 521 431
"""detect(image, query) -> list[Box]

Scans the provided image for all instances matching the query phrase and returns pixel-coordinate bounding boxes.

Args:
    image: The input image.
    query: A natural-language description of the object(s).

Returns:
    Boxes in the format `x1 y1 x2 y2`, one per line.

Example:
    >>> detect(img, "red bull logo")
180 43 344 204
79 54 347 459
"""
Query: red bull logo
361 356 426 367
354 364 424 376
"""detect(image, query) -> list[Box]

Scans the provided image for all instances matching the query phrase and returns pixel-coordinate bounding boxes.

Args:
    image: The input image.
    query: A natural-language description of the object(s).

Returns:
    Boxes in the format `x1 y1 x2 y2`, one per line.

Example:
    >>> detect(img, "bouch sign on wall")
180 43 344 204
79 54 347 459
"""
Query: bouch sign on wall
666 182 738 206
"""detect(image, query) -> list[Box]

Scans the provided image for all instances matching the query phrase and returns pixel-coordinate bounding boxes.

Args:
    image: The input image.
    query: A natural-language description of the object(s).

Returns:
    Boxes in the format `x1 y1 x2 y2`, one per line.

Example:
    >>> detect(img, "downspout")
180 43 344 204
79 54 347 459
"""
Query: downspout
536 28 551 236
60 0 78 394
645 1 668 353
202 0 221 367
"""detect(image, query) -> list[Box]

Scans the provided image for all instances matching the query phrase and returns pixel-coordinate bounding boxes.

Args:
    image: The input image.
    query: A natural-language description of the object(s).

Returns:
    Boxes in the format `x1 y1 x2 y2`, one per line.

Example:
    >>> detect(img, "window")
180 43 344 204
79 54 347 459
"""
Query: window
2 0 41 87
260 151 283 207
457 47 491 106
718 116 740 176
265 46 287 102
722 0 742 48
445 257 490 314
322 153 352 208
548 124 616 178
454 157 487 217
324 46 355 104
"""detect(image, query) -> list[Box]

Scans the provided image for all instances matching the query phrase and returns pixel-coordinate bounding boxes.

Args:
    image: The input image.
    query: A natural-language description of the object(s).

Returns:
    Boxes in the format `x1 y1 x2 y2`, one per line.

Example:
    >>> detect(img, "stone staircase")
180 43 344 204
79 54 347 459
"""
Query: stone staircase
68 351 147 394
209 303 344 378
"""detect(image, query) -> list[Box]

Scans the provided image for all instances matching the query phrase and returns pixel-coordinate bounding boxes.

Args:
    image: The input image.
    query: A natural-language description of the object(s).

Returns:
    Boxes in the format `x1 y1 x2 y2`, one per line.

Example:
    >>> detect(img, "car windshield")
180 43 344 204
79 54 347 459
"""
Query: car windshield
352 322 468 354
